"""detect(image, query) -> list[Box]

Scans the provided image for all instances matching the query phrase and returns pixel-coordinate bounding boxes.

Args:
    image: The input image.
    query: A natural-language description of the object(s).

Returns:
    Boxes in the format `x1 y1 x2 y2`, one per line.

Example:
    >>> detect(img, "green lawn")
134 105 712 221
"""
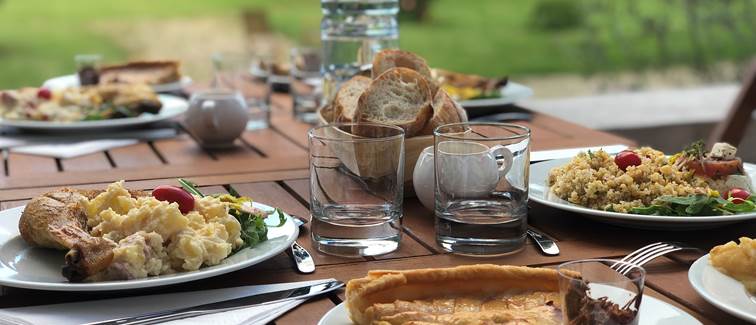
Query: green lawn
0 0 754 88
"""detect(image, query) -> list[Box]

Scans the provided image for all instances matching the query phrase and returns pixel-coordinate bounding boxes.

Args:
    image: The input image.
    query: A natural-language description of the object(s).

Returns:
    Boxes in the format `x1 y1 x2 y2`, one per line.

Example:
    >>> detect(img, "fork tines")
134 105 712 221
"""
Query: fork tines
612 242 689 275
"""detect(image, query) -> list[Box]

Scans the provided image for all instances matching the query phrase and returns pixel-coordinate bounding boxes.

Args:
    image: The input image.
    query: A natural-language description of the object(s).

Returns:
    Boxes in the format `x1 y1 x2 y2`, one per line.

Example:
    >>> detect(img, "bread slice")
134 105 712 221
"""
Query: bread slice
371 49 432 80
372 49 440 97
352 67 432 138
418 90 464 135
333 76 372 123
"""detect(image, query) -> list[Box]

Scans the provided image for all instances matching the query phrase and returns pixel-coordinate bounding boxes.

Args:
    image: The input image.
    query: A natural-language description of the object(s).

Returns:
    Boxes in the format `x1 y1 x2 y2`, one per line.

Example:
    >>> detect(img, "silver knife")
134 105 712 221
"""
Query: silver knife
84 280 343 325
527 229 560 256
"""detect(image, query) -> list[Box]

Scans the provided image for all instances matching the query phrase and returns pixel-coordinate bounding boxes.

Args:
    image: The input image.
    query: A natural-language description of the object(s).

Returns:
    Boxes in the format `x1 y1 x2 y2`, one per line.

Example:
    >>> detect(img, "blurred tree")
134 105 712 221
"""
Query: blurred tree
530 0 584 30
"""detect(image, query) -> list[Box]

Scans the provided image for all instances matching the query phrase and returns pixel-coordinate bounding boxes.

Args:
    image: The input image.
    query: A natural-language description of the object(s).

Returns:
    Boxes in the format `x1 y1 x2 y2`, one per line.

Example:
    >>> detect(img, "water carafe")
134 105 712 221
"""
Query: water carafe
320 0 399 101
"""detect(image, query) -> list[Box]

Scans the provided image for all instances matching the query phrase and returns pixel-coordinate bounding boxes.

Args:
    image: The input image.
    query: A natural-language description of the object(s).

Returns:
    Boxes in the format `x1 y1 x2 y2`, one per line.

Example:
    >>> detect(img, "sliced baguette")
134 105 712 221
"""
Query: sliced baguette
333 75 372 123
418 90 464 135
372 49 440 97
352 67 432 138
371 49 432 80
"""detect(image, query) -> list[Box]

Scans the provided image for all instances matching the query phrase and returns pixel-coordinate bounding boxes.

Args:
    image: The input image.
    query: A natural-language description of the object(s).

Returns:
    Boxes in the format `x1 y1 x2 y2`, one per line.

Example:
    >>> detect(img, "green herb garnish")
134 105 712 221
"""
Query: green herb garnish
629 194 755 216
176 178 287 249
681 140 705 159
178 178 204 197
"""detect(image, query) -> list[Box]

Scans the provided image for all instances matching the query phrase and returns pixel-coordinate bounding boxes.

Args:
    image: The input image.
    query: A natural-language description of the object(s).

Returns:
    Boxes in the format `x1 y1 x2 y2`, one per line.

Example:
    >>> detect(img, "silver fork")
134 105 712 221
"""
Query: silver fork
612 242 698 275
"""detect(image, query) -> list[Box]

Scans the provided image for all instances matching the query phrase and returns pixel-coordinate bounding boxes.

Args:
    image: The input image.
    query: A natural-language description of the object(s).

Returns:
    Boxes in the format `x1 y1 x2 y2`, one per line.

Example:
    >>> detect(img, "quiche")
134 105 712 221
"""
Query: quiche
99 60 181 85
345 264 563 325
710 237 756 294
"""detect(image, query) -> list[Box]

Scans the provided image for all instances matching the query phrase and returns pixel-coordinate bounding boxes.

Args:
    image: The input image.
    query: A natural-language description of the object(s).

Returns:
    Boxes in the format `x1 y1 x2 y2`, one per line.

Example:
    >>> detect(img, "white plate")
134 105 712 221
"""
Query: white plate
0 202 298 291
689 254 756 323
457 82 533 108
0 95 188 131
529 158 756 230
42 74 193 93
318 295 701 325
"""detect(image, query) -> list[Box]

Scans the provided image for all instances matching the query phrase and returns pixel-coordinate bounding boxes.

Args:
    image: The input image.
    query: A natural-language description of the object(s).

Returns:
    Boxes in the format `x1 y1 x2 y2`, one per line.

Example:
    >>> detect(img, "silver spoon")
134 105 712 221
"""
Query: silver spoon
290 216 315 273
527 228 560 256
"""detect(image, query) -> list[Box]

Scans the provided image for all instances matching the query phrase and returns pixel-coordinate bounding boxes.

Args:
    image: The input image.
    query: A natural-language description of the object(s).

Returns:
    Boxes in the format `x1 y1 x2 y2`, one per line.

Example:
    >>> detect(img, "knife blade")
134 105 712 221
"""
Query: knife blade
84 279 343 325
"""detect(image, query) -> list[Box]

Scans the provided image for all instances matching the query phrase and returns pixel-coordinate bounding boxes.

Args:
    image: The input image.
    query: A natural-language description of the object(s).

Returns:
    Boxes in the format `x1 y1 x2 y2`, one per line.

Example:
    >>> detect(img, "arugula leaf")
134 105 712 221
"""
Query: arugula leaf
630 194 756 216
265 208 287 227
238 212 268 248
629 205 659 215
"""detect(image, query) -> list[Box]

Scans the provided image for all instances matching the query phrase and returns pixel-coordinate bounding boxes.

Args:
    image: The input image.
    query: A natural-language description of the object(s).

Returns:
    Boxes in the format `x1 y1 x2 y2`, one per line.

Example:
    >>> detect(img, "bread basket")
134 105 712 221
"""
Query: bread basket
316 106 433 191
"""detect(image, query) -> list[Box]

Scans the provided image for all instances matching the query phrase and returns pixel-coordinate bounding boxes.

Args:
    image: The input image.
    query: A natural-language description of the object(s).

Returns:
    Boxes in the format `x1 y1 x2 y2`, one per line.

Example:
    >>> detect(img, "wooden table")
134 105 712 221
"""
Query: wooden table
0 93 752 325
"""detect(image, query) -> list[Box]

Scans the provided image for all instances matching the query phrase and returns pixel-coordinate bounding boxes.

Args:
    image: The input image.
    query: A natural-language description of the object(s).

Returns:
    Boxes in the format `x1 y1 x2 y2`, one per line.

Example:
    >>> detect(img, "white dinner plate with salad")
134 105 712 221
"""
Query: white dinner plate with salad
317 296 701 325
42 74 193 93
0 95 188 131
529 158 756 230
0 202 298 291
457 81 533 108
688 254 756 323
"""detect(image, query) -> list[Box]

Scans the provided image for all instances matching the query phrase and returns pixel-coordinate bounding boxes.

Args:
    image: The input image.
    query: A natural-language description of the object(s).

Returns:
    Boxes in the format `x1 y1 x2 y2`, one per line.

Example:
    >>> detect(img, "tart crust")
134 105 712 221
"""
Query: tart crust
346 264 562 325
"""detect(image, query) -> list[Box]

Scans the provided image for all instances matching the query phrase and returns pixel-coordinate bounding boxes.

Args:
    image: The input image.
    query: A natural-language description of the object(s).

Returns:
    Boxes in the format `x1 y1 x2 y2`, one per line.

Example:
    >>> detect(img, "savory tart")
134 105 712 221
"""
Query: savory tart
345 264 562 325
98 60 181 85
710 237 756 294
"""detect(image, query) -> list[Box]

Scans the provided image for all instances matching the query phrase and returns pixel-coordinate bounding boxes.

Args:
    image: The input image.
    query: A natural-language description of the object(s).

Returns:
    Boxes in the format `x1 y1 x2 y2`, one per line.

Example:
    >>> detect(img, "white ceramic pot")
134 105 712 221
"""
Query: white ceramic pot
184 90 248 148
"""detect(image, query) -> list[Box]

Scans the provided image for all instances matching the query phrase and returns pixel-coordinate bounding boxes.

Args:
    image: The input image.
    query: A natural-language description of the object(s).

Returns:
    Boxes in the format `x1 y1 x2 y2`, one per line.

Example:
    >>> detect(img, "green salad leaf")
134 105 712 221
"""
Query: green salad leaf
239 212 268 248
175 179 286 249
629 194 756 216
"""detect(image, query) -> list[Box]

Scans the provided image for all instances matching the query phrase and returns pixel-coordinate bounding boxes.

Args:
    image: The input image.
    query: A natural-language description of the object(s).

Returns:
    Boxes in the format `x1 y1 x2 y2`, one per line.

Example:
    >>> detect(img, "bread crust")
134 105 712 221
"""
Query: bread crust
418 90 463 136
333 75 372 123
372 49 439 96
352 68 432 138
98 60 181 85
345 264 562 325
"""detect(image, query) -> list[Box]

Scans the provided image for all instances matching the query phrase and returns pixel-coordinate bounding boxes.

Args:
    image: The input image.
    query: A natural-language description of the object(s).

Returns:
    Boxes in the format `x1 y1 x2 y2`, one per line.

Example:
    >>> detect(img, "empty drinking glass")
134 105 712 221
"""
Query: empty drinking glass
290 47 323 124
557 259 645 324
211 52 271 130
434 122 531 255
75 54 102 85
309 123 404 257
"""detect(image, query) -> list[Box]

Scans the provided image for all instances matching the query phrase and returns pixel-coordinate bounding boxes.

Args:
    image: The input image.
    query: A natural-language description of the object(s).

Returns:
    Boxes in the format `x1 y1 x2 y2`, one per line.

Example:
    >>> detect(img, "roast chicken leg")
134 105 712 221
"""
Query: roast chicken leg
18 188 117 282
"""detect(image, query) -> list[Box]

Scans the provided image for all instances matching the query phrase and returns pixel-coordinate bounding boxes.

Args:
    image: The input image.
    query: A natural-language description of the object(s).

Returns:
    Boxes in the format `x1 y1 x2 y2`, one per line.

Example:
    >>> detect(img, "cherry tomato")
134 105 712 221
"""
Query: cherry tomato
725 188 750 204
36 88 51 100
152 185 195 214
614 150 642 171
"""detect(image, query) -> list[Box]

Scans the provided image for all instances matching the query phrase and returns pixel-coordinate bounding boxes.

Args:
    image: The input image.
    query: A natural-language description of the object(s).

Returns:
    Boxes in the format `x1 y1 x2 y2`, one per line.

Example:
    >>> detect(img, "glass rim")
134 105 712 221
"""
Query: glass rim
433 122 531 141
556 258 647 280
308 123 405 142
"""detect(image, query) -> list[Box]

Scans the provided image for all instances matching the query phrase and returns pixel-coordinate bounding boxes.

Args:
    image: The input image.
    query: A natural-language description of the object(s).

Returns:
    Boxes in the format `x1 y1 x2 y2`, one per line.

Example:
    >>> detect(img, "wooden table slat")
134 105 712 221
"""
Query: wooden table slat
60 152 112 172
6 153 57 177
108 143 164 168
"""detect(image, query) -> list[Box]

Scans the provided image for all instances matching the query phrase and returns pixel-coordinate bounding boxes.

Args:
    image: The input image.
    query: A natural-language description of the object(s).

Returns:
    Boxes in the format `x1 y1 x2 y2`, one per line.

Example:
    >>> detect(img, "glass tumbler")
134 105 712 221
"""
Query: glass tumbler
75 54 102 86
557 259 645 325
211 51 271 130
434 122 530 255
309 123 404 257
290 47 323 124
